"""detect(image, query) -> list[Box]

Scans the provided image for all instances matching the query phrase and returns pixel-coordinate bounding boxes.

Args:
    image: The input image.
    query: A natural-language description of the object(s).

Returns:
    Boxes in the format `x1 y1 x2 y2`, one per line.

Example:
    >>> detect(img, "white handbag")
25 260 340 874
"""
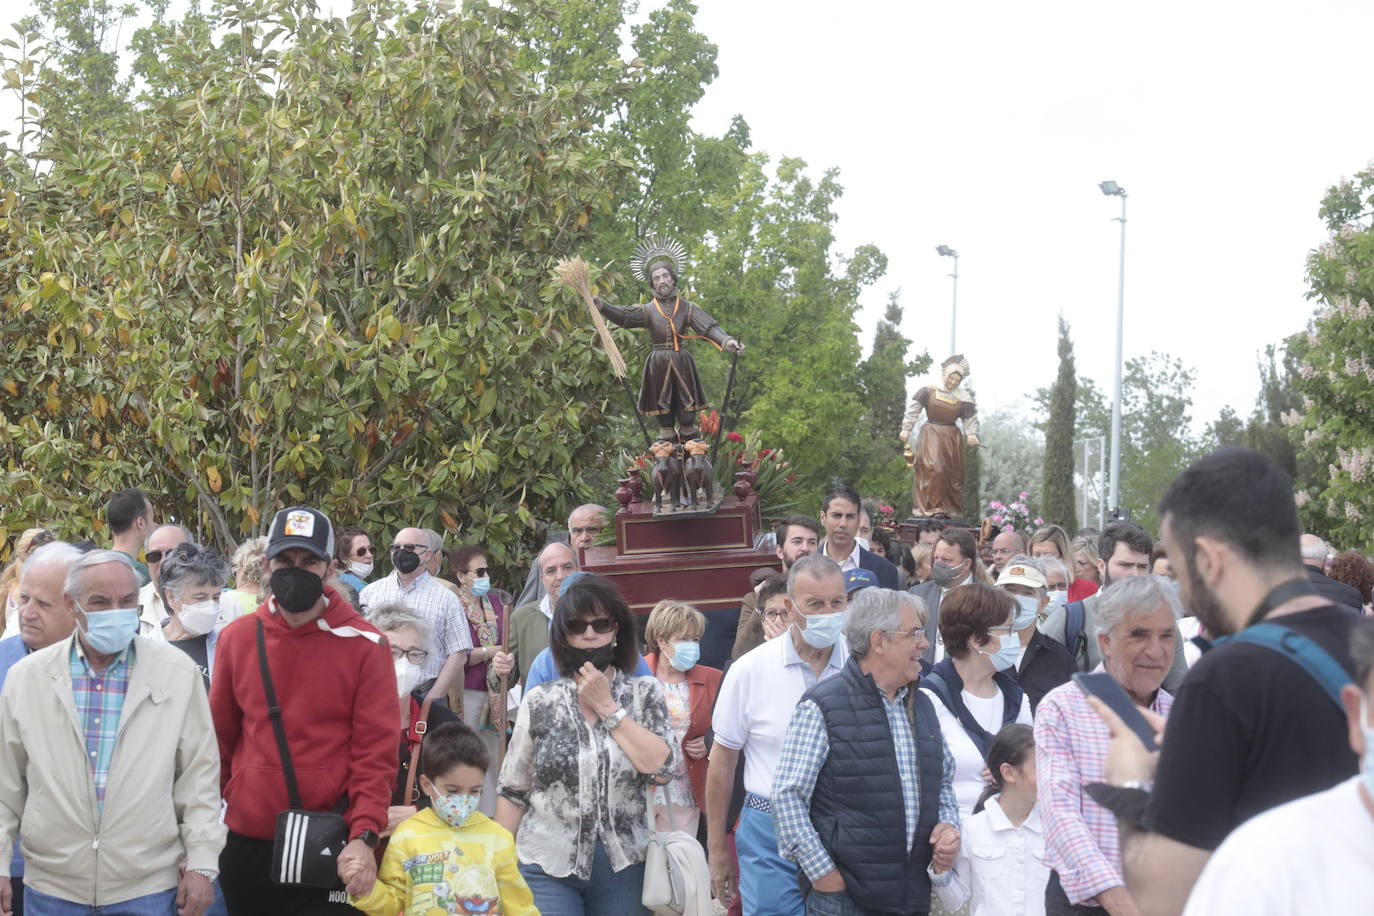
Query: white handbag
641 783 709 916
635 681 710 916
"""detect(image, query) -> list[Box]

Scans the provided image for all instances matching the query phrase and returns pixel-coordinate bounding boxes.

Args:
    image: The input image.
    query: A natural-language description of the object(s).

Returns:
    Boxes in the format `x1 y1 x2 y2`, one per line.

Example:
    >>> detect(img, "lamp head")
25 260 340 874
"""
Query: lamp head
936 245 958 258
1099 180 1124 196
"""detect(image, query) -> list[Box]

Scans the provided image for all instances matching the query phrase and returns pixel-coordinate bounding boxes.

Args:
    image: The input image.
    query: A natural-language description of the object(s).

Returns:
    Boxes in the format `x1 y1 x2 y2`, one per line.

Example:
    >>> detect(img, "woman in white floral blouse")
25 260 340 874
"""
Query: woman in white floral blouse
496 573 680 916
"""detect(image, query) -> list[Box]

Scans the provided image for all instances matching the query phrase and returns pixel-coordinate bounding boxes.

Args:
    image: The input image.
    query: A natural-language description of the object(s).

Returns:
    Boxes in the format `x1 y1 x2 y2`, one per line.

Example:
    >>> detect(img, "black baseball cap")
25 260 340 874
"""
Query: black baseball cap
266 506 335 561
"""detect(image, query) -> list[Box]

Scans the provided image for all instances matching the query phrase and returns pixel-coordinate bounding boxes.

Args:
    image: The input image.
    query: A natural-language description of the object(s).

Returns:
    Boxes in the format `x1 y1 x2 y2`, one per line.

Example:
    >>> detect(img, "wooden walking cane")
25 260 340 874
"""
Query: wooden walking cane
497 668 509 771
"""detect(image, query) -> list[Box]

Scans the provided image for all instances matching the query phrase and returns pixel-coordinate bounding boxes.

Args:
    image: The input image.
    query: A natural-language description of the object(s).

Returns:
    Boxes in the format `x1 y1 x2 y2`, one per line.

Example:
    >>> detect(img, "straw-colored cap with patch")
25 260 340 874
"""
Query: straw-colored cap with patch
996 562 1046 590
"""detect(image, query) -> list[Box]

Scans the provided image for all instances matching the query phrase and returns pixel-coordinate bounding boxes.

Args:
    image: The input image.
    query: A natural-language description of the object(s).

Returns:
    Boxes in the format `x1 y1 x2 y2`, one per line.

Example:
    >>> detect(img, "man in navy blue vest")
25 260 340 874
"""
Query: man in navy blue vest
773 588 960 915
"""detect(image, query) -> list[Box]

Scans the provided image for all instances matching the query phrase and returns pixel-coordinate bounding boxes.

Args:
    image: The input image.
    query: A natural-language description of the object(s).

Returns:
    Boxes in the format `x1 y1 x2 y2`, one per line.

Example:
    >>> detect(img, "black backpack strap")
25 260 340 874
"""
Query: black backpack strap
1064 601 1088 669
256 619 303 811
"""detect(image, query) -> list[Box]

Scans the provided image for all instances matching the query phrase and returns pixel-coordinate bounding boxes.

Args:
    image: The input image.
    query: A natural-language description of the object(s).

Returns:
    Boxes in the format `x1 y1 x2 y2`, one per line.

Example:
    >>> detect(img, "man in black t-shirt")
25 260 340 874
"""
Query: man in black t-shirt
1088 448 1359 916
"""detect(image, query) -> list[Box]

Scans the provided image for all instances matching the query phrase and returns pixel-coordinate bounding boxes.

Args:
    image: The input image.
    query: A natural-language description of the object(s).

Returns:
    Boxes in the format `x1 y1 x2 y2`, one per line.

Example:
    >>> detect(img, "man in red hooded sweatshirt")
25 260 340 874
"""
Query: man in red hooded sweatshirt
211 506 397 914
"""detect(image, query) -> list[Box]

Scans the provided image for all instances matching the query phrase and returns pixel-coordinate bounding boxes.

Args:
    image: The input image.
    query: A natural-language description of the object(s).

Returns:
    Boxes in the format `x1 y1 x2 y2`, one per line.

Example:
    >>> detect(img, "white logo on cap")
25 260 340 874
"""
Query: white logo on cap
284 511 315 538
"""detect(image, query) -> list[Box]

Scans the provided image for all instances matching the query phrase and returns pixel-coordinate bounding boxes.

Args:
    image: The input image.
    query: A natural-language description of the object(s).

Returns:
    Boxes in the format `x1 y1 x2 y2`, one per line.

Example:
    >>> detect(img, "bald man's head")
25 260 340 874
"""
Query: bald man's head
1300 533 1329 570
568 505 608 551
538 542 578 599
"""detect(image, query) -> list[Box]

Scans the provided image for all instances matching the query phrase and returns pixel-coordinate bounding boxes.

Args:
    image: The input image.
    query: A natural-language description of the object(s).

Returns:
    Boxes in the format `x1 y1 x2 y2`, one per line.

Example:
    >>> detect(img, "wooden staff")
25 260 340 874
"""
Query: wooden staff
497 669 509 772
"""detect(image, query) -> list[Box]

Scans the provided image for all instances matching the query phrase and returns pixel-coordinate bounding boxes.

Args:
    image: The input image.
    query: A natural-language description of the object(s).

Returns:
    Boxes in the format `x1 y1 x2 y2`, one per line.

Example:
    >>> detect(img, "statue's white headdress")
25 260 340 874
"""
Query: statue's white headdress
630 233 688 283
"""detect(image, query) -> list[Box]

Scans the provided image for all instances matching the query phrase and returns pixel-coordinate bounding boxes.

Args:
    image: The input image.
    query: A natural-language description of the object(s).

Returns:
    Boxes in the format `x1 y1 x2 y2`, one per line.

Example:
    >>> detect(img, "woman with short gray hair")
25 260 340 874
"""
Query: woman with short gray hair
158 542 231 688
371 601 467 827
221 536 268 621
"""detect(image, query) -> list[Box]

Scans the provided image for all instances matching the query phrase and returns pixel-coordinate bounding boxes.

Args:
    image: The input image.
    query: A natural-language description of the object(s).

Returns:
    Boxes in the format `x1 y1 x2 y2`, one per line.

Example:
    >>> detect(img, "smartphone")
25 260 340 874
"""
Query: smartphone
1071 672 1159 751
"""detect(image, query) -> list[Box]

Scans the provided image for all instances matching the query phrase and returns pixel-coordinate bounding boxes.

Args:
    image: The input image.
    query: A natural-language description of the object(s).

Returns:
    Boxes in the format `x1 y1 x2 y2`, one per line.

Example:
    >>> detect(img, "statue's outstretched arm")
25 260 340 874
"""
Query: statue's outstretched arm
592 297 646 330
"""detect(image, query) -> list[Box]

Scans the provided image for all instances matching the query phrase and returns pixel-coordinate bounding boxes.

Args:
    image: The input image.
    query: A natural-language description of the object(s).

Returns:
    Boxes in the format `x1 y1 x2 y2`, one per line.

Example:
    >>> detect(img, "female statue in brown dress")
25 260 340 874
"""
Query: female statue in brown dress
898 354 981 518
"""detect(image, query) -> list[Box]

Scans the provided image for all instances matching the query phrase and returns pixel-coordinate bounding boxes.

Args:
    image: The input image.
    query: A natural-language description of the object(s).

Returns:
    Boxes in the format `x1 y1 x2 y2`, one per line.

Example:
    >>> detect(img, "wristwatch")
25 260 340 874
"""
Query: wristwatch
352 829 380 849
601 707 628 731
189 868 218 882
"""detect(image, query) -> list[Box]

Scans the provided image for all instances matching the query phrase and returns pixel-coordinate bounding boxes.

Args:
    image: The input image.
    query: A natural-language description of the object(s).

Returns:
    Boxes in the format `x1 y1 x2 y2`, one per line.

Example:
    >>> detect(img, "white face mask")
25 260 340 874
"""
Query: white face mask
178 598 220 637
395 657 423 698
350 560 374 579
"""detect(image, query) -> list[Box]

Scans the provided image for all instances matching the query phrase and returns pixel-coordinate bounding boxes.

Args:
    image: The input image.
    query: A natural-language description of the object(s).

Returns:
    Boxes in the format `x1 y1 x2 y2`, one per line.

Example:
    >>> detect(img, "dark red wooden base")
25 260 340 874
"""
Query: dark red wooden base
581 493 779 667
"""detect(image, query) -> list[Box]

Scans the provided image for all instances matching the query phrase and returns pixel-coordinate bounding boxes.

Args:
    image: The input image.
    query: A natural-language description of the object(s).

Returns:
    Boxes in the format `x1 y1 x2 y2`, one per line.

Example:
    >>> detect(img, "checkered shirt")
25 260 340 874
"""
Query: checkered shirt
69 638 135 811
1035 677 1173 906
772 687 960 881
359 571 472 679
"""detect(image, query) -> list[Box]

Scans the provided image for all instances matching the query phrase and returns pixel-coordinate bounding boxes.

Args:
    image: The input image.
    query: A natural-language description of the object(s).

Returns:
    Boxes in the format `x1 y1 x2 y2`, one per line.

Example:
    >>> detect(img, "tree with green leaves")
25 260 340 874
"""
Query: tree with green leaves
1041 317 1078 532
844 292 928 503
1031 352 1200 533
0 0 628 570
1290 165 1374 549
979 407 1045 513
516 0 888 493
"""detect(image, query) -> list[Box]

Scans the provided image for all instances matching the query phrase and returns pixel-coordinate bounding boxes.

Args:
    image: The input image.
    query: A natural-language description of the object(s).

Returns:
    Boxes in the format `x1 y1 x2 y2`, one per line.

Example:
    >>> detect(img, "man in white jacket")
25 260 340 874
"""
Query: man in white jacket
0 549 224 915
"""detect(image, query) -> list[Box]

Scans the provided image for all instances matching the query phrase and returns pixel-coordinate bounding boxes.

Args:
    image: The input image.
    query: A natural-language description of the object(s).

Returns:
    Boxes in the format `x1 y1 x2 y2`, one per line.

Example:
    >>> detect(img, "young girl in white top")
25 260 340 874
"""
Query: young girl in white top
931 723 1049 916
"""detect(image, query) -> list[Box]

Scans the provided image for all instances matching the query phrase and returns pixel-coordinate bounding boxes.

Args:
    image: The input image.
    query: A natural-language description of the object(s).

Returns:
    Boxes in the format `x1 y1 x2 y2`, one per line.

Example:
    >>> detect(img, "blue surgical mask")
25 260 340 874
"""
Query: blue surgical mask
669 640 700 671
1046 589 1068 611
799 611 845 649
1011 595 1040 631
980 631 1023 671
432 791 481 828
470 577 492 598
76 604 141 655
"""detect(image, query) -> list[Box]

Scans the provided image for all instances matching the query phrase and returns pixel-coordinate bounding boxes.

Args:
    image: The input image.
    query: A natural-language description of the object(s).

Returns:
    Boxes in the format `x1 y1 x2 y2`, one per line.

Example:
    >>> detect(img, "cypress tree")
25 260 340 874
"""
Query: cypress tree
1041 317 1079 532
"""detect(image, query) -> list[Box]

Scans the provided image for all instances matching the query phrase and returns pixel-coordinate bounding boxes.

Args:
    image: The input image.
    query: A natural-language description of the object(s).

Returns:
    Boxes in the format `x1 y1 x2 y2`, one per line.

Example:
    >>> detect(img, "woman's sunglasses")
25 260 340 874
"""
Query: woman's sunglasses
566 617 617 636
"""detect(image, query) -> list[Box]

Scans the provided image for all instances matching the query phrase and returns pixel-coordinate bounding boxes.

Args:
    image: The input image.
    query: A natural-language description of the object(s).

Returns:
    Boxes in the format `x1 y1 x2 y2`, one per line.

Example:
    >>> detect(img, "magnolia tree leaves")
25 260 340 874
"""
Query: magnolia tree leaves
0 0 628 569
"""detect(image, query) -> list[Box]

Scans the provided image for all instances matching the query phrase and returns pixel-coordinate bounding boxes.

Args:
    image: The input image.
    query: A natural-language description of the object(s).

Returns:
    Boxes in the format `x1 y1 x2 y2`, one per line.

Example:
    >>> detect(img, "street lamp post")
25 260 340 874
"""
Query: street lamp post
936 245 959 354
1099 181 1127 515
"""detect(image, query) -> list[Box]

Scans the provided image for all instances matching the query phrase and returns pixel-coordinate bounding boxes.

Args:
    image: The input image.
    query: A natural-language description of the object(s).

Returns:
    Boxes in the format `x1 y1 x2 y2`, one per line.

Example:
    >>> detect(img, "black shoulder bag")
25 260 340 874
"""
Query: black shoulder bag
256 620 349 888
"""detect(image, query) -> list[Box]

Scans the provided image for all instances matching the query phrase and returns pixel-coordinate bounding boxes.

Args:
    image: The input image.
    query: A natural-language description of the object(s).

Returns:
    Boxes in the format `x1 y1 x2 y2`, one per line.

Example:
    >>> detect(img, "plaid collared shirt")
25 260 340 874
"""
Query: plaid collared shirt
773 687 961 881
359 571 472 680
1035 677 1173 906
70 638 135 811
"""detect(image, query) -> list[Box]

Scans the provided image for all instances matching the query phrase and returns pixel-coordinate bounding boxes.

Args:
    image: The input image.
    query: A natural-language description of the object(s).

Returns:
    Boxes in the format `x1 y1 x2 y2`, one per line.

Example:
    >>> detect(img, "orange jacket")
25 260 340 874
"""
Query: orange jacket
643 655 723 807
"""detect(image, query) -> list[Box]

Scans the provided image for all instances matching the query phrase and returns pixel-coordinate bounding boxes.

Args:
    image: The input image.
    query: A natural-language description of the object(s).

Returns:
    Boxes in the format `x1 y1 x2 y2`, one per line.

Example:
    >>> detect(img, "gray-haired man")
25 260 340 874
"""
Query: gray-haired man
773 587 960 915
0 550 223 915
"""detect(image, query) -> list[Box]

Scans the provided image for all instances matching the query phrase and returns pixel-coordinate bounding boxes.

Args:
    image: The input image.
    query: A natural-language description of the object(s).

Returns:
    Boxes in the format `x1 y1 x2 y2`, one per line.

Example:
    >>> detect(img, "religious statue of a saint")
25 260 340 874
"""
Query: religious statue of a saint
593 235 744 444
898 354 981 518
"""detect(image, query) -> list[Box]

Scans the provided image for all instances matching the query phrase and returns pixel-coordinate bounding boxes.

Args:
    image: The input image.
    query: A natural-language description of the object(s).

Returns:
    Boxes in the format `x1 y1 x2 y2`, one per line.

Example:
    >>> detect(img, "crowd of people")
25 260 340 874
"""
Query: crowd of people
0 445 1370 916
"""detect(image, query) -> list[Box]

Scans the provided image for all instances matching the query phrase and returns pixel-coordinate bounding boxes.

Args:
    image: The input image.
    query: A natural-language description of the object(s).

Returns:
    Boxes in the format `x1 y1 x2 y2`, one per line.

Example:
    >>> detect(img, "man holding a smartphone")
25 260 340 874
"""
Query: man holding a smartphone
1035 575 1180 915
1088 448 1361 915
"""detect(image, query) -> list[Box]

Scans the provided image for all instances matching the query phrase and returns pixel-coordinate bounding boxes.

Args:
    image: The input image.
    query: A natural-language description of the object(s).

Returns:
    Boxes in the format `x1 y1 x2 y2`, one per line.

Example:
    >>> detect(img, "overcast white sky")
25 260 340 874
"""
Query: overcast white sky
682 0 1374 429
3 0 1370 434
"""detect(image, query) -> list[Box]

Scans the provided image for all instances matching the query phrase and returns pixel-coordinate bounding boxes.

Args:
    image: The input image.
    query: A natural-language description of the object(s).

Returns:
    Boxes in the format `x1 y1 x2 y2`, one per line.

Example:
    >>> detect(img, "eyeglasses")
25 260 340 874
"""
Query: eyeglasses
146 549 169 564
566 617 617 635
354 545 376 557
885 627 925 642
391 646 430 666
391 543 430 554
762 609 790 623
30 530 55 548
570 526 604 537
467 567 490 578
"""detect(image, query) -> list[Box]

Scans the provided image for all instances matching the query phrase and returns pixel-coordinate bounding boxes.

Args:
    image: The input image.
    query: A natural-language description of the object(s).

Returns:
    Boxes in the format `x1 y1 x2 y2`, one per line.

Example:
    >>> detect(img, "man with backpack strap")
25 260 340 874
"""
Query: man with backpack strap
1086 448 1360 915
1039 521 1189 694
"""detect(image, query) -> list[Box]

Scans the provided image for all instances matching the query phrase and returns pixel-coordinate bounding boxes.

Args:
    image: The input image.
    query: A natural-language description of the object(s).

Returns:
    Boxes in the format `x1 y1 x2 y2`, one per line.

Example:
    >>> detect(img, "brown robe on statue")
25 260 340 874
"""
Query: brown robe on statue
908 386 978 517
597 296 730 417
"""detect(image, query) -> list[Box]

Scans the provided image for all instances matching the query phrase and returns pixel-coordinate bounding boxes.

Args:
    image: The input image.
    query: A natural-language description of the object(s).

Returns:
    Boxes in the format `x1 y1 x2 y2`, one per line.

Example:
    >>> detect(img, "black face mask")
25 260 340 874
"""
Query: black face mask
566 642 618 672
271 567 324 614
392 549 422 575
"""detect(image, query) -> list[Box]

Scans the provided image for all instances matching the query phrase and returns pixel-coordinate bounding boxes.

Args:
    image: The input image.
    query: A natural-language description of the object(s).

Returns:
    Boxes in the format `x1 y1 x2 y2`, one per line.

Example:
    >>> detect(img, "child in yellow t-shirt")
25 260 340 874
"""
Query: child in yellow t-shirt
347 721 537 916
